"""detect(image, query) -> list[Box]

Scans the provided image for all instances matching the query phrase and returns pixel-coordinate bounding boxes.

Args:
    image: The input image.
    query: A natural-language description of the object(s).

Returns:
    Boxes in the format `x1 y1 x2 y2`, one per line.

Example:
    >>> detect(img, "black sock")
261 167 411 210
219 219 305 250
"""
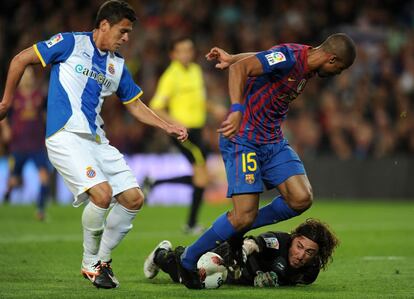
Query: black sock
187 187 204 228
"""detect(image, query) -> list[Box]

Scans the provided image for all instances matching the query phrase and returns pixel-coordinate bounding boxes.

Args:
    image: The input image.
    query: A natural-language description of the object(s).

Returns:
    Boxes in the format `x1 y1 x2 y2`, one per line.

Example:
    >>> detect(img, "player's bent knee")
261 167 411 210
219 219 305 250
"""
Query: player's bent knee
89 184 113 208
289 189 313 212
121 188 144 210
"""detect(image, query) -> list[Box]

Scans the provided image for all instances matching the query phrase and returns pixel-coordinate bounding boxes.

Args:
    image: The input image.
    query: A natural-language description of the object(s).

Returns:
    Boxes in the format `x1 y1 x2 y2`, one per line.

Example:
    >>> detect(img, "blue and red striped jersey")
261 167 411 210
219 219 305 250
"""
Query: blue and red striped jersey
234 44 314 145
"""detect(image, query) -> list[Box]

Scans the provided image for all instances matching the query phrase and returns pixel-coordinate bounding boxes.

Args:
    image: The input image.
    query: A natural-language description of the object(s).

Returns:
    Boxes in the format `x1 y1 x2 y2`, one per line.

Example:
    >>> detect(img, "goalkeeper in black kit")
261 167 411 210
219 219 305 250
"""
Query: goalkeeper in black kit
144 218 339 287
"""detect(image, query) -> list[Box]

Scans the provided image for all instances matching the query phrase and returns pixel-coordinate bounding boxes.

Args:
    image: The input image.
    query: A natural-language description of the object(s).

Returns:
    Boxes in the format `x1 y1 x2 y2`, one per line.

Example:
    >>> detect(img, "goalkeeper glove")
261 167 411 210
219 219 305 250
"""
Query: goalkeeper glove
243 238 259 257
253 271 279 287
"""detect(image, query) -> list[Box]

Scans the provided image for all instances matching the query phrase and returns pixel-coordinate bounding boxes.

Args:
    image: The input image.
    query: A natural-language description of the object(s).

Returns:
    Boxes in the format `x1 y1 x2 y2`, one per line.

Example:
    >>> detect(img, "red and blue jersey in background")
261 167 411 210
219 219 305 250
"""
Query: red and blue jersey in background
234 44 314 145
9 90 46 153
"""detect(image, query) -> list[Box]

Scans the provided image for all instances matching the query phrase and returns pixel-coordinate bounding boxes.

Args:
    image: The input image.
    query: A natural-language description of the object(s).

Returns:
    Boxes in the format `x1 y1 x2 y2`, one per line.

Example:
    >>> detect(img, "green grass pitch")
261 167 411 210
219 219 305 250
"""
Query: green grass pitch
0 200 413 299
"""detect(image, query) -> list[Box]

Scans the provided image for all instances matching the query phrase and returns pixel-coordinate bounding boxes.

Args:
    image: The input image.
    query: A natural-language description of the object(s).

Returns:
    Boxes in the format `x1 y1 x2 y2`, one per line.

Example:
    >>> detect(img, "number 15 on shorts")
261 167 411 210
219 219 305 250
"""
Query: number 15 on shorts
242 152 257 172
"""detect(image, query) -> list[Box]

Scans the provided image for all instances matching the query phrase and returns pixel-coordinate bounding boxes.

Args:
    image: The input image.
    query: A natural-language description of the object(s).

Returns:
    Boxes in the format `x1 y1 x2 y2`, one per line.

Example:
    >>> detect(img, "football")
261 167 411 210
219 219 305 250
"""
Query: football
197 252 228 289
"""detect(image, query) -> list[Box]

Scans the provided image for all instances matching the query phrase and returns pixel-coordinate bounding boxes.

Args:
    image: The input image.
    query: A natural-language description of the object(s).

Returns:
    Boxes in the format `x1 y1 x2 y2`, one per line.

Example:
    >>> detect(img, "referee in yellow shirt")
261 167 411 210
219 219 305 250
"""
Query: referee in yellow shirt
149 37 209 234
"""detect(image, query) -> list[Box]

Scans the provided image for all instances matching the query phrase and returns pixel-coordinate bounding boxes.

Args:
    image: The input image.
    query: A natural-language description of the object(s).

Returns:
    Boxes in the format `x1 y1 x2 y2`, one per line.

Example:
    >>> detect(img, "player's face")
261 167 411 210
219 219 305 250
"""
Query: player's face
171 40 195 66
318 57 347 77
106 18 133 52
288 236 319 268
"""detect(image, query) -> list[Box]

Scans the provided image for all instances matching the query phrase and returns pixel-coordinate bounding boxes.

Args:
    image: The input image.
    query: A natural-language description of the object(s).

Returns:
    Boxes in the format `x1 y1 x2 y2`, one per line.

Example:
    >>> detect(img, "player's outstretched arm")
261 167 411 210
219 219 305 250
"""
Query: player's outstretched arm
218 55 264 138
205 47 257 70
125 99 188 142
0 47 41 120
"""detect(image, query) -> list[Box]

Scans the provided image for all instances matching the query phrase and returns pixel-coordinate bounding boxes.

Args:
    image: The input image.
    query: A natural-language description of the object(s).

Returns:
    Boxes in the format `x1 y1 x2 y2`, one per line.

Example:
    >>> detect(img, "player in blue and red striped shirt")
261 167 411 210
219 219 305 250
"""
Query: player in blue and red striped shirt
177 33 356 289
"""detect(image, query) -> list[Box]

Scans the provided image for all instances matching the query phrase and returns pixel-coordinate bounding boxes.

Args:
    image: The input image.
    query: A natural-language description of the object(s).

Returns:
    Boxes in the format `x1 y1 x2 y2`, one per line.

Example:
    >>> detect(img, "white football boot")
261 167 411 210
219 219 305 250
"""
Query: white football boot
143 240 172 279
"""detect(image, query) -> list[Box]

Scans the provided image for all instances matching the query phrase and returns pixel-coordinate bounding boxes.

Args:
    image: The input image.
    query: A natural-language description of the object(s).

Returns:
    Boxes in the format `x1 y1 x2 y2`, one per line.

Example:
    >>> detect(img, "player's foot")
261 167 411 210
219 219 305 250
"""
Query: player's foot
183 224 205 235
174 247 203 289
100 259 119 288
143 240 172 279
81 260 119 289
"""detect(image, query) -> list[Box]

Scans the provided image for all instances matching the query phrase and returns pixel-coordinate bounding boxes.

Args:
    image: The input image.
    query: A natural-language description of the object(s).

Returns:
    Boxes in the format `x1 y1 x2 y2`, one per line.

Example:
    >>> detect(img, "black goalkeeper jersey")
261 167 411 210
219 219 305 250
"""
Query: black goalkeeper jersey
218 231 320 286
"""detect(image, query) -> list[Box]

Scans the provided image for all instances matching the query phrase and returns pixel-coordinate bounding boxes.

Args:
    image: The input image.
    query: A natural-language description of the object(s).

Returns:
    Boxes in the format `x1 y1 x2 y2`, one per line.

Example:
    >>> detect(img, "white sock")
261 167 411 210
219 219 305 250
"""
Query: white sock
82 201 107 266
98 202 139 262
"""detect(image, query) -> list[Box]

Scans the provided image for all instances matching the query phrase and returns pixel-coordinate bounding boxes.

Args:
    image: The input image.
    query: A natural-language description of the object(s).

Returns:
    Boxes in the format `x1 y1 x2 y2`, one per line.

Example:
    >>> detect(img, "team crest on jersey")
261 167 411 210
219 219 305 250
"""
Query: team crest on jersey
264 237 279 250
46 33 64 48
265 51 286 66
86 166 96 178
108 63 115 75
245 173 255 184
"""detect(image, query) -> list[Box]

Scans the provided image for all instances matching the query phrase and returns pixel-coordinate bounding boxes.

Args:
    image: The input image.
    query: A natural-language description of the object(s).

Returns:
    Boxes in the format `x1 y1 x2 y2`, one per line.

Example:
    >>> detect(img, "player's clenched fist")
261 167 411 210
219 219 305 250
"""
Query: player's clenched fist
167 124 188 142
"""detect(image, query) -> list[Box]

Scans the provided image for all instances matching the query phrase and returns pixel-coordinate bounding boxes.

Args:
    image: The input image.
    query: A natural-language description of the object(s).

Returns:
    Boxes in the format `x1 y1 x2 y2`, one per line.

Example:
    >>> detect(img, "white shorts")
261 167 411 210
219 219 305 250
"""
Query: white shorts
46 130 139 207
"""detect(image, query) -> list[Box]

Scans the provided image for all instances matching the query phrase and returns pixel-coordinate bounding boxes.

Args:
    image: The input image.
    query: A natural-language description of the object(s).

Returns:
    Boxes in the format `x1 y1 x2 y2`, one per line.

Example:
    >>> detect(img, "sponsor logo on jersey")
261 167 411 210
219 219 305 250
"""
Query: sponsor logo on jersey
75 64 111 88
108 63 115 75
46 33 64 48
245 173 255 184
265 51 286 66
86 166 96 178
264 237 279 249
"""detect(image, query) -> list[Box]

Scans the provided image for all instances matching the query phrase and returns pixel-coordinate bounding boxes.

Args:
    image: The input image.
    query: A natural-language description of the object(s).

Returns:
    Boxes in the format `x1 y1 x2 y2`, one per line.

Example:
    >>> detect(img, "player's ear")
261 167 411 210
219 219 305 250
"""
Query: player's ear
329 55 337 64
99 19 110 32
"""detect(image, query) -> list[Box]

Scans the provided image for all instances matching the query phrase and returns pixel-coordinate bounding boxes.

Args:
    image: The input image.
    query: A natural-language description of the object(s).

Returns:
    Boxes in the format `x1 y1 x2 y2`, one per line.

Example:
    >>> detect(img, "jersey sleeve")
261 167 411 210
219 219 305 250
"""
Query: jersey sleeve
255 46 296 75
33 33 75 67
116 64 143 104
149 69 174 110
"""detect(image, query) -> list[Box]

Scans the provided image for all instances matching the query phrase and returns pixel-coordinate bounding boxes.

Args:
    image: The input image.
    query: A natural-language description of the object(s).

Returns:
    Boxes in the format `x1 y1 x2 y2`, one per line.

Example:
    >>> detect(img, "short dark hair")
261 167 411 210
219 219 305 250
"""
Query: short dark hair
320 33 356 67
94 0 136 29
291 218 339 270
168 36 193 52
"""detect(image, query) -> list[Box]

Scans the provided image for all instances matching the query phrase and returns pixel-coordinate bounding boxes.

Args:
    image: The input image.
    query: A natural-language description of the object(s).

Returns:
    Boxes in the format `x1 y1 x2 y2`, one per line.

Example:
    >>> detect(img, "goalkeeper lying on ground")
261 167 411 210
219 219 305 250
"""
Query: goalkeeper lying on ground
143 218 339 287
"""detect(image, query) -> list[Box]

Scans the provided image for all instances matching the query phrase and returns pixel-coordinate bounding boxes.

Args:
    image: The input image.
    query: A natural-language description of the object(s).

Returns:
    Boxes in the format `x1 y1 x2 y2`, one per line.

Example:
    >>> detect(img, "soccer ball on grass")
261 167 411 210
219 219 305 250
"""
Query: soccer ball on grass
197 252 228 289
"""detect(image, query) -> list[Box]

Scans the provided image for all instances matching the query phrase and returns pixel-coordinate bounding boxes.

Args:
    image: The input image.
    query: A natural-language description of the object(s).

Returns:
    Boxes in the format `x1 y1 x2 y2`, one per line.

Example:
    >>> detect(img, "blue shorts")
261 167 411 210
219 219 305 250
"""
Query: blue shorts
219 136 305 197
9 151 51 177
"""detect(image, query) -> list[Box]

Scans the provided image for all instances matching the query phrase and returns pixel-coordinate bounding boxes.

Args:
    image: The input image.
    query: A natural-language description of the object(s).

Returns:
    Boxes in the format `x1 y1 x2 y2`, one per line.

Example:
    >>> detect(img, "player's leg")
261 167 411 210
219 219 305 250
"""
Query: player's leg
175 131 208 233
46 131 115 288
186 149 208 233
33 151 51 220
92 142 142 287
247 141 312 230
178 137 261 288
248 175 312 230
97 187 143 263
4 153 25 203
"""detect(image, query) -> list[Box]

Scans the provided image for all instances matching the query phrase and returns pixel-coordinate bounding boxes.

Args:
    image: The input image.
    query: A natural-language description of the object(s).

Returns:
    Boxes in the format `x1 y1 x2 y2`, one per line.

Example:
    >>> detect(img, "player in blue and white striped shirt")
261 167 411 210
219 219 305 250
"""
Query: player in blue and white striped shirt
0 0 188 289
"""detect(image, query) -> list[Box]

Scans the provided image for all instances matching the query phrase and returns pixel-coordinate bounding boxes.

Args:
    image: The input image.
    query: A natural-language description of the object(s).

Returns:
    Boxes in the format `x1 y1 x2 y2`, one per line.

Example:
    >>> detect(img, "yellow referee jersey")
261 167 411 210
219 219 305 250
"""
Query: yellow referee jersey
149 60 206 128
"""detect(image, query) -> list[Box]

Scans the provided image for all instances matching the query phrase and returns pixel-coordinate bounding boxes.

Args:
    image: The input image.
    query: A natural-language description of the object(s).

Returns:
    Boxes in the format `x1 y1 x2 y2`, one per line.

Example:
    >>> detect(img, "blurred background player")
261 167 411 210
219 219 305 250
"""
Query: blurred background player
144 218 339 288
0 66 51 221
0 0 187 289
177 33 356 289
148 37 225 234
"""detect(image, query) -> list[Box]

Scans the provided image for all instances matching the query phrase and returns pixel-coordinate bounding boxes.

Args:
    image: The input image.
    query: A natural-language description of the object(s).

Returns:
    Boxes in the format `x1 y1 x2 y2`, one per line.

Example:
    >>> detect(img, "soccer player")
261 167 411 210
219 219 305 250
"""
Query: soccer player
0 0 187 289
148 37 223 234
0 66 51 221
144 218 339 288
175 33 356 288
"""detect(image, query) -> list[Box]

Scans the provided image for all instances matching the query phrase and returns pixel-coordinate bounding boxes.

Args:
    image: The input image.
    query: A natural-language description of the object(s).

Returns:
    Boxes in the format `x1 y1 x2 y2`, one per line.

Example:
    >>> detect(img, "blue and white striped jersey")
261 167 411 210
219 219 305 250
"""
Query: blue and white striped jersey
33 31 142 143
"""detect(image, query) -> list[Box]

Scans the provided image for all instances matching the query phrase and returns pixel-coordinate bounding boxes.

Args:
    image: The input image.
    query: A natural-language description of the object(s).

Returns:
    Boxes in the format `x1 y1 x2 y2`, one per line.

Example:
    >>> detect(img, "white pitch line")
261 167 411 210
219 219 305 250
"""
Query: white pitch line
362 256 406 261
